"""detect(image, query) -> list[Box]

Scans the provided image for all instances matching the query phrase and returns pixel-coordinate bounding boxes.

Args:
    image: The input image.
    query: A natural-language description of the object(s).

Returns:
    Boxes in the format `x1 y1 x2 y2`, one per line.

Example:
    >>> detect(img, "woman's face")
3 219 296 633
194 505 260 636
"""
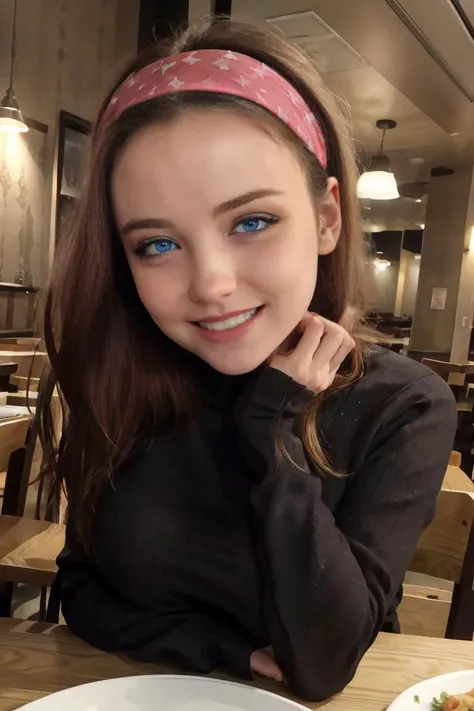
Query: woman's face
112 109 341 375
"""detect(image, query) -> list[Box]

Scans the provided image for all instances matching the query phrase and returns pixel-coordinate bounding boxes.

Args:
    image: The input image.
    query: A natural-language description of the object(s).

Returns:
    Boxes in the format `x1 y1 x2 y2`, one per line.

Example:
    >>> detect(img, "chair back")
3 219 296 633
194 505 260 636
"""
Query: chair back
399 489 474 638
0 416 31 509
399 585 451 638
411 489 474 583
448 451 462 468
0 417 30 474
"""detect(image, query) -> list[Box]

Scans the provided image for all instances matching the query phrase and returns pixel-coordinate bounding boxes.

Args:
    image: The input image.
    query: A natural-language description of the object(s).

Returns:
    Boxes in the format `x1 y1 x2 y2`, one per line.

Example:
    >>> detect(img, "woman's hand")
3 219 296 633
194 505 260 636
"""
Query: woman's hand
270 313 355 393
250 647 283 682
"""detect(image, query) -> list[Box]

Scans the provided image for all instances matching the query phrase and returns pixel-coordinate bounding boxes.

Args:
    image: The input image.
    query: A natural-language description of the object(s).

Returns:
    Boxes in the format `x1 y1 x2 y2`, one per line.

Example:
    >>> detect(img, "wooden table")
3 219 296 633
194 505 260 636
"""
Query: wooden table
423 360 474 377
1 619 474 710
0 353 46 380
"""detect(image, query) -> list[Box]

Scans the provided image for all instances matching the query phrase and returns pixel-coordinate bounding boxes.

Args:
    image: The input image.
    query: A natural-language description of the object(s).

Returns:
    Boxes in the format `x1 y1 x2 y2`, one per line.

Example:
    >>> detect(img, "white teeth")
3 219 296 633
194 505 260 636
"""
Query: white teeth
198 307 258 331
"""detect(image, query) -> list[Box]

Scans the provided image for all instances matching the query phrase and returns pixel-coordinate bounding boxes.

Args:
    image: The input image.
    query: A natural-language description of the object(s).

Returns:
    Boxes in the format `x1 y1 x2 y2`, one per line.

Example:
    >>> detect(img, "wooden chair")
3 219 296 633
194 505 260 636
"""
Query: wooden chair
0 417 31 504
422 359 474 409
449 451 462 468
399 488 474 639
0 515 64 617
0 368 64 620
443 465 474 493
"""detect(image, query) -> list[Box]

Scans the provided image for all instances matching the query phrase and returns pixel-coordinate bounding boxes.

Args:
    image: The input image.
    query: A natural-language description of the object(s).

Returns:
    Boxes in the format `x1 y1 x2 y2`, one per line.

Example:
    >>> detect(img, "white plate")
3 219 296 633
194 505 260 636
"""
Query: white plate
21 675 307 711
387 669 474 710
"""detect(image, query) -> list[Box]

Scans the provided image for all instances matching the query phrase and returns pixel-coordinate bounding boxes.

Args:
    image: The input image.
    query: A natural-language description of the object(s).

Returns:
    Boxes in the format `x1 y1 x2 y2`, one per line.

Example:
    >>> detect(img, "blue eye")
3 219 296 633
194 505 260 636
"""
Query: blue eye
233 215 277 234
151 239 177 254
136 238 179 259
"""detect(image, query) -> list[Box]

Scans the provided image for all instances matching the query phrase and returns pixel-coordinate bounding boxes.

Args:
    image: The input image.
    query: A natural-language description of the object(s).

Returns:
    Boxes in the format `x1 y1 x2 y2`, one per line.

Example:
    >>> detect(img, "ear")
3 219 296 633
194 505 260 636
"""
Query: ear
318 177 342 256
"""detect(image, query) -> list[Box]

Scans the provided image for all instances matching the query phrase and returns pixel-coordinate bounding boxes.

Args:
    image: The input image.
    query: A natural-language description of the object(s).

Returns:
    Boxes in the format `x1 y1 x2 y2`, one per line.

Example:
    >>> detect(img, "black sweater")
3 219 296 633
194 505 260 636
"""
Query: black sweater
56 348 457 700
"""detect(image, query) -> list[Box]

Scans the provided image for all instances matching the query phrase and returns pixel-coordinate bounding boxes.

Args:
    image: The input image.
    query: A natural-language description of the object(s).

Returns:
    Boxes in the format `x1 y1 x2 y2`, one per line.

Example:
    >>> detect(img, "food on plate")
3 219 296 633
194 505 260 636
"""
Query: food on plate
431 689 474 710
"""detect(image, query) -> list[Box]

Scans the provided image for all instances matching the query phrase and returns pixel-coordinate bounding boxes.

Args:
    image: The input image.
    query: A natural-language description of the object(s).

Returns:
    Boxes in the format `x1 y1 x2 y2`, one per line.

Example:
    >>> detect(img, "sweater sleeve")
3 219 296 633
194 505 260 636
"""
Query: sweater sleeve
56 520 254 678
233 365 457 701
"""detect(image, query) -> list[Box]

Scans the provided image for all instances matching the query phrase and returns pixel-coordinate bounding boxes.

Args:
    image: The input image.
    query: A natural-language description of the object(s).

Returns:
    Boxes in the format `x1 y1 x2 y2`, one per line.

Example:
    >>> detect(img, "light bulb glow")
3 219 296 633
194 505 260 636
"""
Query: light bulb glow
0 116 28 133
357 170 399 200
373 257 391 271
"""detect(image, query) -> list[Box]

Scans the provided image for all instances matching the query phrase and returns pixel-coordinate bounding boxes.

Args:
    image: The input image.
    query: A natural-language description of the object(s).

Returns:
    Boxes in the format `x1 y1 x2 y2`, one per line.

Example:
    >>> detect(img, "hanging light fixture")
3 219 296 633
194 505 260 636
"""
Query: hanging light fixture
373 257 391 271
0 0 28 134
358 119 398 200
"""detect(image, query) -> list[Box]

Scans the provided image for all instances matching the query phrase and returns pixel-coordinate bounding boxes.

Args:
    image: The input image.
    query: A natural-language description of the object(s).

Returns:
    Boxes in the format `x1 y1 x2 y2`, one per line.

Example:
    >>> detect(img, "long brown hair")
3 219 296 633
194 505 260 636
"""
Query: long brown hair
40 17 370 548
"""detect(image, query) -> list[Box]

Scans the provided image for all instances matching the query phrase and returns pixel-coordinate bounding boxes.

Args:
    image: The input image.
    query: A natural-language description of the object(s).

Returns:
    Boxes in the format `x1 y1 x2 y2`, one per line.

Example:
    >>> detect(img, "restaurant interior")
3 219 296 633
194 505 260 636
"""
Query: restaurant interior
0 0 474 710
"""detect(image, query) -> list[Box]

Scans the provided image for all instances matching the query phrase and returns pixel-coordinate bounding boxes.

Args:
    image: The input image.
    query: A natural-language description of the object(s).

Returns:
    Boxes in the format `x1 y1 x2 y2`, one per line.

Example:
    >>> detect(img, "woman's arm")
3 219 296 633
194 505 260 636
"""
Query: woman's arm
56 520 254 678
234 364 457 701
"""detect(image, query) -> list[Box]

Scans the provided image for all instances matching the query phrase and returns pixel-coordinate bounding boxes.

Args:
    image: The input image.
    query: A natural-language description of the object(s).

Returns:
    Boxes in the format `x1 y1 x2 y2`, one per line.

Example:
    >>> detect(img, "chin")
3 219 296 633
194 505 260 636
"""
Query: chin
199 350 269 376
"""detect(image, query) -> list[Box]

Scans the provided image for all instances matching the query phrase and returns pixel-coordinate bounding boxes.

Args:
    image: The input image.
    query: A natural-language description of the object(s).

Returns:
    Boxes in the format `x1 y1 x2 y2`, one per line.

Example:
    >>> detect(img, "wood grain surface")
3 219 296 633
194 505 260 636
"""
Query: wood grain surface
398 584 451 638
443 466 474 493
0 517 64 586
1 619 474 711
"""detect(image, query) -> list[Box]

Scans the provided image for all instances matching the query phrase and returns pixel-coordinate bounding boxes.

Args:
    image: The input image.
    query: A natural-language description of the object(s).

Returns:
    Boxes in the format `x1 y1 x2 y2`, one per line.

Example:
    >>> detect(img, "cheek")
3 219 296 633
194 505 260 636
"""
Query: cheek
261 225 319 297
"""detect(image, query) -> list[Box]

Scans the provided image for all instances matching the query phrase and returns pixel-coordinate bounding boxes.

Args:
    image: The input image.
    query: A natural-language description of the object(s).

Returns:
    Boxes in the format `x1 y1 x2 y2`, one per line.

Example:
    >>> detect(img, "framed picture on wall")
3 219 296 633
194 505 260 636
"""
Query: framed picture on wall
55 111 92 245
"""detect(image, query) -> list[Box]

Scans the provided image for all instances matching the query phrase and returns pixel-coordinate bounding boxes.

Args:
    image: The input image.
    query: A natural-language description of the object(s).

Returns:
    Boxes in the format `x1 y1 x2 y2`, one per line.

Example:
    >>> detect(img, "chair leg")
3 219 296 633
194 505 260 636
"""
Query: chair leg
38 587 48 622
446 581 474 640
1 447 27 516
447 522 474 640
0 581 14 617
46 577 60 623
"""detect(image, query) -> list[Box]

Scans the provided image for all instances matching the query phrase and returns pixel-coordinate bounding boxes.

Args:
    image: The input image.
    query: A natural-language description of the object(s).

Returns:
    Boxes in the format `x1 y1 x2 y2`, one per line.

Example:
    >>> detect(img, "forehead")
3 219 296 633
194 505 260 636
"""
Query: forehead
111 109 307 219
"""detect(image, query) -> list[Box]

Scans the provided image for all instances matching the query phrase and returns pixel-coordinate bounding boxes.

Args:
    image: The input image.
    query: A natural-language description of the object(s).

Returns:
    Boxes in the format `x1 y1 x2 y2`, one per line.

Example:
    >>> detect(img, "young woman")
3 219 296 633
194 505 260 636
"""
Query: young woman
42 17 456 702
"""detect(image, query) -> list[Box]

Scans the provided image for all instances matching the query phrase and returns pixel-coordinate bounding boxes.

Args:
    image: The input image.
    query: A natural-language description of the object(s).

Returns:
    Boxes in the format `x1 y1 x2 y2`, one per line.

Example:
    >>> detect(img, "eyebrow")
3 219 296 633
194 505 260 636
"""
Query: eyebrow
121 217 174 236
212 189 283 217
120 189 283 236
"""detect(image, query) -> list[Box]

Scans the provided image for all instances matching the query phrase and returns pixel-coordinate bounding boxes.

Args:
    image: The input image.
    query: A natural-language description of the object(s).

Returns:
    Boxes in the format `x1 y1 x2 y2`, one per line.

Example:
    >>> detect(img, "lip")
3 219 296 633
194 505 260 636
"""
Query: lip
192 306 264 344
194 308 259 325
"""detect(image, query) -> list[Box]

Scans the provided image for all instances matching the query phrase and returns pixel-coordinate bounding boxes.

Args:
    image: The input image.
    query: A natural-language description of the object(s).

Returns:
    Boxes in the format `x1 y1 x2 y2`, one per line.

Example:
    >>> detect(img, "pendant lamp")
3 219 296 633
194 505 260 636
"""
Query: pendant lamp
358 119 398 200
0 0 28 134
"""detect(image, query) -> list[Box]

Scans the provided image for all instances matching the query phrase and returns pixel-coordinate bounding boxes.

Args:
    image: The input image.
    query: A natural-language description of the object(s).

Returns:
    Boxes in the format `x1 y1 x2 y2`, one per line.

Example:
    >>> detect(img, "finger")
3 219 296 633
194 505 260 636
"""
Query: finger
250 650 284 682
310 319 346 370
289 313 325 365
329 333 356 372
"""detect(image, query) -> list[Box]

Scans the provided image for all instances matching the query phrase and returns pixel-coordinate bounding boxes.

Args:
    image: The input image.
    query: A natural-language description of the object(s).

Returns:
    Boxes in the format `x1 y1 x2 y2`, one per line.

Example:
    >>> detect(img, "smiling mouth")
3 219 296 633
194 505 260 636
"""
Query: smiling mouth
194 307 263 332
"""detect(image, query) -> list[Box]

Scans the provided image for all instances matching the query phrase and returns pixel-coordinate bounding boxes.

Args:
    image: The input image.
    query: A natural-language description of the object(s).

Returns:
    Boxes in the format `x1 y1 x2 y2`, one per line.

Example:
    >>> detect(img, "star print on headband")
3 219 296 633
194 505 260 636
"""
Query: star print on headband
100 49 327 168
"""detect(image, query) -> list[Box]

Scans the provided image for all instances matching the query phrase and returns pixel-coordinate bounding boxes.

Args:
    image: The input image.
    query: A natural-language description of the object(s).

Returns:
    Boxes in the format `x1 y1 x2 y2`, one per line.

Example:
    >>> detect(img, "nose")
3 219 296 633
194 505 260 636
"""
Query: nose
189 249 237 304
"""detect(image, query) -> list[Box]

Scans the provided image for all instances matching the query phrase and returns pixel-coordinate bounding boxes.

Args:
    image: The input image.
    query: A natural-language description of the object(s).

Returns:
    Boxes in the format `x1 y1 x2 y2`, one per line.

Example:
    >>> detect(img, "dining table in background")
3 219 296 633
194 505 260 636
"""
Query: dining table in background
1 618 474 711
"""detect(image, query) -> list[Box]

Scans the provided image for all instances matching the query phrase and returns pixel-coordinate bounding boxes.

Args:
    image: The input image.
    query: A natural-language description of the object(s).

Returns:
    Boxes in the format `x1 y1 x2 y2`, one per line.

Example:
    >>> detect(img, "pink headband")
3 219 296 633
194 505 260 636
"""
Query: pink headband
100 49 327 168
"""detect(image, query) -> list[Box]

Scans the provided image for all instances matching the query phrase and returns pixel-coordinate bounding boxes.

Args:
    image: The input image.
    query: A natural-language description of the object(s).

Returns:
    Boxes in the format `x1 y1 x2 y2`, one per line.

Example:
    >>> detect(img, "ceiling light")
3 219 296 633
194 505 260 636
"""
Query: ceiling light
419 223 425 229
415 198 422 203
373 257 391 271
357 119 399 200
0 1 28 134
414 254 421 260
